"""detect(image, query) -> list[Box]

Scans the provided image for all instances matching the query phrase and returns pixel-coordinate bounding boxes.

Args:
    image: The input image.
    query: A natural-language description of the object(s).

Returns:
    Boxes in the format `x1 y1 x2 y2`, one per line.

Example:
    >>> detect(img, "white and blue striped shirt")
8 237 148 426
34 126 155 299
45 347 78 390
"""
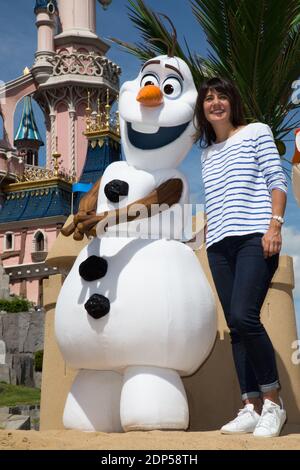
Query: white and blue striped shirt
201 122 287 248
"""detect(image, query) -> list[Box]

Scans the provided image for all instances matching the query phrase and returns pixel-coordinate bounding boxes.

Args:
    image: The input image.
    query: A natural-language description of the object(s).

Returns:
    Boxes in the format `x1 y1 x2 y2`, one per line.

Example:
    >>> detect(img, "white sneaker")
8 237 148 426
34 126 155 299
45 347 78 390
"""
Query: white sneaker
220 404 260 434
253 398 286 438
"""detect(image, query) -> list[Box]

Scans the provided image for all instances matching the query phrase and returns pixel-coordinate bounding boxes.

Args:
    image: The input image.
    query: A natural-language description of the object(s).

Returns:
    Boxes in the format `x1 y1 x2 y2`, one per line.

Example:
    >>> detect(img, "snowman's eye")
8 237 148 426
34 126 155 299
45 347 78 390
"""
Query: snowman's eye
162 77 182 99
140 74 159 88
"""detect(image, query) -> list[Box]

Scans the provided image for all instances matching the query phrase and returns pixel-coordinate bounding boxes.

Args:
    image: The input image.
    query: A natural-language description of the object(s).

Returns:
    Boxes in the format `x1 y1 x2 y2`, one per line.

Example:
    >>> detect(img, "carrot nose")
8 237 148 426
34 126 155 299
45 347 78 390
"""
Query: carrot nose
136 85 163 107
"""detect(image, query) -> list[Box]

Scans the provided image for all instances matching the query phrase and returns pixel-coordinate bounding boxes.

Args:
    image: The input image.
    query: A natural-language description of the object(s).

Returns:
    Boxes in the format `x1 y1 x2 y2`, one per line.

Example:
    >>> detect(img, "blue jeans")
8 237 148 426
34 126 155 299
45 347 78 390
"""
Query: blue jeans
207 232 280 400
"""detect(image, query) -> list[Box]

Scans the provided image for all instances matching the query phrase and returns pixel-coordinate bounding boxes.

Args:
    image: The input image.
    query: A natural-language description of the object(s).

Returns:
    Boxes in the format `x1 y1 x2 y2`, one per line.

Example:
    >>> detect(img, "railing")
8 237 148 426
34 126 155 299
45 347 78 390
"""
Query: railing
49 52 121 85
20 164 74 183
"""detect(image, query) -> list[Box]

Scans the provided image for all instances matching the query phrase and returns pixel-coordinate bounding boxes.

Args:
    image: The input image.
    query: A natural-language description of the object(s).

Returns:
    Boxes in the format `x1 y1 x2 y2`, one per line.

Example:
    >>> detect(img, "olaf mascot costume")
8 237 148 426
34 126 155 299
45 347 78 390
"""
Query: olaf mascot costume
56 55 217 432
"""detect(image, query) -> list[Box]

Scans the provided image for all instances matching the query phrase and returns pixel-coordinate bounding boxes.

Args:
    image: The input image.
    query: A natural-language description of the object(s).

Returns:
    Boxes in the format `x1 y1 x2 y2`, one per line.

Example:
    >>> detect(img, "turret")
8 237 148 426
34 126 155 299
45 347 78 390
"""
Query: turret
14 96 44 167
56 0 96 39
32 0 58 84
55 0 109 55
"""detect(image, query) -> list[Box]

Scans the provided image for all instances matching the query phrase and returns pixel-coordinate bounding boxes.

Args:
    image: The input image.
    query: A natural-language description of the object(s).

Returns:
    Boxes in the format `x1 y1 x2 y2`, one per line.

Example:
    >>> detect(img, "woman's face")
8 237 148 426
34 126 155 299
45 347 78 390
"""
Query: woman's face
203 88 231 125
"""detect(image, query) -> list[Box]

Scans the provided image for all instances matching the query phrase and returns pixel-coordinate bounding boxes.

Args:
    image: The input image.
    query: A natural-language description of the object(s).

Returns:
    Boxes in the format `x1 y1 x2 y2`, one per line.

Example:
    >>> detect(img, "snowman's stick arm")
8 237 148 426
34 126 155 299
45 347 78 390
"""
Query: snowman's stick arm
78 178 183 236
61 178 101 239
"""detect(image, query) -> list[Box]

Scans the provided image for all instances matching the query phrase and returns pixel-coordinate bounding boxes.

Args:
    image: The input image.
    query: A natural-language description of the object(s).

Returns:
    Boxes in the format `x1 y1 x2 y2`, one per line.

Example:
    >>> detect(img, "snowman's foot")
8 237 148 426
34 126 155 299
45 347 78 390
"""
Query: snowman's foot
63 370 123 432
120 366 189 431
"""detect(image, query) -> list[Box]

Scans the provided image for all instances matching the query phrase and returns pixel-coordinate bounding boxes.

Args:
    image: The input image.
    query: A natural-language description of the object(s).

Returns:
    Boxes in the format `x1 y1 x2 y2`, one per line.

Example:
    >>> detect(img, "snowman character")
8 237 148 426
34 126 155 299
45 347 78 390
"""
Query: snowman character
292 128 300 207
57 54 217 432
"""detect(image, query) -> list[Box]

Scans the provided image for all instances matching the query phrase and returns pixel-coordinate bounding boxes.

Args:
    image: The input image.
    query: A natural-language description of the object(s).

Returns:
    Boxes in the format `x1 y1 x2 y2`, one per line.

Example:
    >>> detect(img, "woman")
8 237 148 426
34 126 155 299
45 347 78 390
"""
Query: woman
195 77 287 437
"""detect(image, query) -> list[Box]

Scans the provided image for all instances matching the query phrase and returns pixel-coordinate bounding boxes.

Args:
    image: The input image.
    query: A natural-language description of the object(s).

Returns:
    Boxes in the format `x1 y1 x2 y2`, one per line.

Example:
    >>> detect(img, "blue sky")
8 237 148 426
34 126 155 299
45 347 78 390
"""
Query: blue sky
0 0 299 336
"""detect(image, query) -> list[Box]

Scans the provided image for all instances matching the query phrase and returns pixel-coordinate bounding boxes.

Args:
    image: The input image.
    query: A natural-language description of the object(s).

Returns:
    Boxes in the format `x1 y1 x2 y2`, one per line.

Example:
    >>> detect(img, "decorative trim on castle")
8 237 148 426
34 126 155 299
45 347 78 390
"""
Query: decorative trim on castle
18 165 73 184
49 52 121 84
84 88 120 143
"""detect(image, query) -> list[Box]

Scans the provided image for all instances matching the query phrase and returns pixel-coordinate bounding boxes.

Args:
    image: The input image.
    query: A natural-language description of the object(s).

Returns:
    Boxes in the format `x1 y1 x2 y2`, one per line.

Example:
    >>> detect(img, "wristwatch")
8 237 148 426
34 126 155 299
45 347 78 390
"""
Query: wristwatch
271 215 284 224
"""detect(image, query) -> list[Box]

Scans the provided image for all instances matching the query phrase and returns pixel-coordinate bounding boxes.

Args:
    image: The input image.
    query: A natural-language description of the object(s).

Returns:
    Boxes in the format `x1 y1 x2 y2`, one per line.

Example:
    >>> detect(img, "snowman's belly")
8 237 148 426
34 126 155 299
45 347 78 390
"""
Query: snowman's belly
55 237 216 375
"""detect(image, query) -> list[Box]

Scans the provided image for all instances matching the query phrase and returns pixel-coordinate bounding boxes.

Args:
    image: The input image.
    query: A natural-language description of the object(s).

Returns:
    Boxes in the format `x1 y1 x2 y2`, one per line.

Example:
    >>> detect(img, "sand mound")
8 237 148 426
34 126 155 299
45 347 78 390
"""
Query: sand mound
1 425 300 450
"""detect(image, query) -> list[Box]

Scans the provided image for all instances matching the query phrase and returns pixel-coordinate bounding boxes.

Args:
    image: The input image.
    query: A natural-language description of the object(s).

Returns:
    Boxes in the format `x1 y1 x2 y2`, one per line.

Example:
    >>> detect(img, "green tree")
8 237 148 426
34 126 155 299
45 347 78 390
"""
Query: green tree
112 0 300 165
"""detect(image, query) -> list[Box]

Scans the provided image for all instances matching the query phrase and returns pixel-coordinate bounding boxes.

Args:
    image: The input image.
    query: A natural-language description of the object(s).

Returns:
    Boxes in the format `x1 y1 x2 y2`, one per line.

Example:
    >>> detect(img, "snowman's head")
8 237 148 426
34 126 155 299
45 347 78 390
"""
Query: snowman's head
119 55 197 171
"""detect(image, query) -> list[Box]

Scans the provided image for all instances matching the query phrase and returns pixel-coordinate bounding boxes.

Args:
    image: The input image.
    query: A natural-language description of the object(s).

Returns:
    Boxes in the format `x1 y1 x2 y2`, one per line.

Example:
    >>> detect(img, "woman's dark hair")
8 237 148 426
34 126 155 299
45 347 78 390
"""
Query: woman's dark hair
194 77 246 147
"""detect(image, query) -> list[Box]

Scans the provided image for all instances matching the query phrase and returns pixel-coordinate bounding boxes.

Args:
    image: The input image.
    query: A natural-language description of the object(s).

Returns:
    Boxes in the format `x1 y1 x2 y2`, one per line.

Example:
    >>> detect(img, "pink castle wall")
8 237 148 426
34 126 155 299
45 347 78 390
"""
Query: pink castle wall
1 224 59 304
56 103 70 172
57 0 96 37
10 282 21 297
9 280 40 304
76 101 88 178
0 158 7 173
37 12 55 52
26 279 40 304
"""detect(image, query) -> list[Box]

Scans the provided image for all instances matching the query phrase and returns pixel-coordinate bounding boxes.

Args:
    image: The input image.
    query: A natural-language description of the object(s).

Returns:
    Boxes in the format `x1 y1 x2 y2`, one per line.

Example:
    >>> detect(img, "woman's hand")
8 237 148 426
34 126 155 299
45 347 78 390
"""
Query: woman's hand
261 220 282 258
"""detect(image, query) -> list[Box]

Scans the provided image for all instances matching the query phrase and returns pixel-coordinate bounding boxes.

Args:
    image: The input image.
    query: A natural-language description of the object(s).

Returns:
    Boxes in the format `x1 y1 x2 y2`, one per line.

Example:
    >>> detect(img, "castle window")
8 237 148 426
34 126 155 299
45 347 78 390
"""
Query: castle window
31 230 47 262
35 231 45 251
27 150 33 166
4 232 14 251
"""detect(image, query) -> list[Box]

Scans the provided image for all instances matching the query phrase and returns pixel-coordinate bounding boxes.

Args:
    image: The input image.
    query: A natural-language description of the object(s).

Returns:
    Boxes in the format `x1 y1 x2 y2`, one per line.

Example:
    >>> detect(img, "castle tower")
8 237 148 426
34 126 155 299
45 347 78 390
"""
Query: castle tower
80 89 120 185
14 96 44 167
0 1 120 307
32 0 120 182
32 0 58 84
72 88 120 211
55 0 97 40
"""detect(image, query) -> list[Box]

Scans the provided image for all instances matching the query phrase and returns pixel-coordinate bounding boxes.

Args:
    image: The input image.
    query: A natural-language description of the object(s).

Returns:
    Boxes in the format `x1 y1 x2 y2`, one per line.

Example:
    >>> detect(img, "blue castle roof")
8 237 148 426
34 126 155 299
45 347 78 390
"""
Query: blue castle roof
34 0 57 14
0 136 121 223
0 185 71 224
79 138 120 185
14 96 44 147
72 136 121 212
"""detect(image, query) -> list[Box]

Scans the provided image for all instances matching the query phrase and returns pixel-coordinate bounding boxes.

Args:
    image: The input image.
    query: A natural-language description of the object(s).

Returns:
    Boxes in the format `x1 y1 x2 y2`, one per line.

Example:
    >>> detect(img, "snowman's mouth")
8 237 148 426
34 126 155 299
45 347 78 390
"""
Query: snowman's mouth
127 121 190 150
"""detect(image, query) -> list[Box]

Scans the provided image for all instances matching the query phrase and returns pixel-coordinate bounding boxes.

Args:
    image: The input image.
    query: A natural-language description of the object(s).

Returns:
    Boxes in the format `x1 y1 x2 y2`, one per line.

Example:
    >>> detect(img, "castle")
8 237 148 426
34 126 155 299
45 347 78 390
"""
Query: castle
0 0 120 305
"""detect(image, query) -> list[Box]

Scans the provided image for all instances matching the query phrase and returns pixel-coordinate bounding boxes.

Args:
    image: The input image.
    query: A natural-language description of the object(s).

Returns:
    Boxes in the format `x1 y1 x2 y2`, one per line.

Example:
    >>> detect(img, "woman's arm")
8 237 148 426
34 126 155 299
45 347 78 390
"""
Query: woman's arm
254 124 288 258
261 189 287 258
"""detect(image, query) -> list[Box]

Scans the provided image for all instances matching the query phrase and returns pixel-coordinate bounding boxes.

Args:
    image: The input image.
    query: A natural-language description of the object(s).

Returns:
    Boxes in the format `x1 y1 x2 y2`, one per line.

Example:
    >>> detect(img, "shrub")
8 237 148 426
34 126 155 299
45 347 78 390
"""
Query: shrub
34 350 44 372
0 297 33 313
0 382 40 406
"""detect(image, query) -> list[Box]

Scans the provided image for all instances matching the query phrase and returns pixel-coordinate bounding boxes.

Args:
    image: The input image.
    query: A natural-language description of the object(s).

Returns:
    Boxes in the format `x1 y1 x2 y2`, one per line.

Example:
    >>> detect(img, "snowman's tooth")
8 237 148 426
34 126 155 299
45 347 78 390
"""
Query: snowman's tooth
131 122 159 134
